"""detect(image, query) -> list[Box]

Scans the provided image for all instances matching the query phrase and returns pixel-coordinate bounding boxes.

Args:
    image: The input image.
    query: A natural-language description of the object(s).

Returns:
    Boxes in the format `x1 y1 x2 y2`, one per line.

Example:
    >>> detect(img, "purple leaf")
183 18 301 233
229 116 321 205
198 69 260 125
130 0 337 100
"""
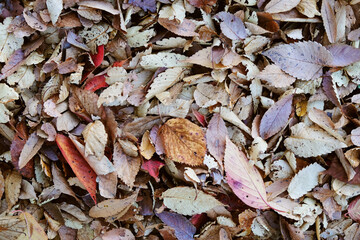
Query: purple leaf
157 211 196 240
128 0 156 12
214 11 247 40
326 44 360 67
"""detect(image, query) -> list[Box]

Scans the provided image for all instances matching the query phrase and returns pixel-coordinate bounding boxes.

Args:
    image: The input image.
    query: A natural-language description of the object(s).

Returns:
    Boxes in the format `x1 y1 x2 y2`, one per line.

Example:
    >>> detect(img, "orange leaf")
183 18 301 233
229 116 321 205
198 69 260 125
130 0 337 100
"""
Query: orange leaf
56 134 97 204
83 74 108 92
159 118 206 166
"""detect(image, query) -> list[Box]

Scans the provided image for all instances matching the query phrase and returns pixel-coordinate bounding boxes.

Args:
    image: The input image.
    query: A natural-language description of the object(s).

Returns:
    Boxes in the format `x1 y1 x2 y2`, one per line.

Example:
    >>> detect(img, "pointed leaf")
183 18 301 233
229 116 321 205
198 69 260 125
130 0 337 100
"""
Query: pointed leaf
206 113 228 166
157 211 196 240
321 0 337 43
260 94 293 139
214 12 247 40
224 138 270 209
56 134 97 204
256 64 296 88
265 0 301 13
326 44 360 67
141 159 165 182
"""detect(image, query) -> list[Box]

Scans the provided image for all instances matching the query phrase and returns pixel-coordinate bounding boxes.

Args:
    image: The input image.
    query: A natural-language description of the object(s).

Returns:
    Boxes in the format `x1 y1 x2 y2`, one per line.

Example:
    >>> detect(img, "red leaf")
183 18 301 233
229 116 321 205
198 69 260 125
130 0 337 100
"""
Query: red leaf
141 159 164 182
91 45 104 68
113 60 127 67
83 74 108 92
192 109 207 127
348 195 360 221
260 94 293 139
56 134 97 204
10 121 34 178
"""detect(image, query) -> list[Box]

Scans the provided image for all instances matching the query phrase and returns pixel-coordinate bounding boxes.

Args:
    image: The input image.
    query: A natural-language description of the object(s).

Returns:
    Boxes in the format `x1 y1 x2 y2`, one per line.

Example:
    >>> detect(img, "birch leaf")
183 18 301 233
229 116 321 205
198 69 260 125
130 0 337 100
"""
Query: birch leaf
140 52 192 70
162 186 223 215
224 138 270 209
262 41 333 80
284 122 347 158
288 163 325 199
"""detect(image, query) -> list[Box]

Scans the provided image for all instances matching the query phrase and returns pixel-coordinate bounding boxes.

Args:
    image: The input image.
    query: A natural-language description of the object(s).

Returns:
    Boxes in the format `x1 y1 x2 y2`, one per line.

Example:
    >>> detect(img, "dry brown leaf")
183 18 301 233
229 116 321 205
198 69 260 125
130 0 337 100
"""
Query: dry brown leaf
265 0 301 13
82 120 108 160
18 132 45 169
206 113 227 168
256 65 296 88
159 118 206 166
321 0 337 43
5 170 22 210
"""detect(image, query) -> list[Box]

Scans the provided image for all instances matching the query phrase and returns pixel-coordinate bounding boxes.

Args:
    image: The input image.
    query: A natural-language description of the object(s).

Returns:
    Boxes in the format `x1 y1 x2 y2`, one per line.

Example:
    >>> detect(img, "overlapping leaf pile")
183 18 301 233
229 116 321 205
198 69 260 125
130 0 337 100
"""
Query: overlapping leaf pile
2 0 360 239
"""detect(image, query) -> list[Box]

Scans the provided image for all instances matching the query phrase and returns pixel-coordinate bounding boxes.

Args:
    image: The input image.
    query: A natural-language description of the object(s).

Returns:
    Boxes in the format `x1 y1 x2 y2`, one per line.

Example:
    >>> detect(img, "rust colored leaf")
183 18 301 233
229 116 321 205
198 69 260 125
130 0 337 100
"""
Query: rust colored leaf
159 118 206 166
56 134 97 204
91 45 104 68
260 94 293 139
83 74 108 92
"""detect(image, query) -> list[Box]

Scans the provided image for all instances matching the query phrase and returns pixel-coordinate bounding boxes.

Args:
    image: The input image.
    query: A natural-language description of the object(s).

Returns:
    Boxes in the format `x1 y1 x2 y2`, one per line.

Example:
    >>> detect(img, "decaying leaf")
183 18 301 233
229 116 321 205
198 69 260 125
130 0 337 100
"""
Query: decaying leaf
82 120 108 160
162 186 223 215
159 118 206 166
206 113 227 168
214 12 247 40
265 0 301 13
5 170 22 210
157 211 197 240
18 132 45 169
256 65 296 88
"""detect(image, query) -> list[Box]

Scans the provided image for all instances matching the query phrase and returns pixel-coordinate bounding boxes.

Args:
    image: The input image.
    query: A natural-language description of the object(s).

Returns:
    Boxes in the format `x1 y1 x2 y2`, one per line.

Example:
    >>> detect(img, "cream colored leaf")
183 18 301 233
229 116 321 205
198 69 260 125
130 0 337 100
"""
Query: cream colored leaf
288 163 325 199
257 64 296 88
0 216 26 239
79 23 113 47
5 170 22 210
296 0 321 18
20 212 47 240
98 81 131 107
46 0 63 24
0 83 19 103
154 37 187 50
89 192 137 218
140 52 192 70
220 107 251 135
19 133 45 169
113 142 141 187
162 186 223 215
159 0 185 22
186 47 226 69
0 17 24 62
56 111 79 132
194 83 228 107
82 120 107 160
70 135 115 176
106 67 128 85
146 67 187 101
98 172 117 198
7 66 36 89
126 26 156 48
148 99 191 118
265 0 301 13
284 122 347 157
0 103 11 123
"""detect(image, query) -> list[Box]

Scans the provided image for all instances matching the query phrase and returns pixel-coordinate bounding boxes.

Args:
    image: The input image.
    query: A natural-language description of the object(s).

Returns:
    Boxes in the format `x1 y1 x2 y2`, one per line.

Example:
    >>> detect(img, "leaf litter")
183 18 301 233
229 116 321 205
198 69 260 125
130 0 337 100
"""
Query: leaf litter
1 0 360 239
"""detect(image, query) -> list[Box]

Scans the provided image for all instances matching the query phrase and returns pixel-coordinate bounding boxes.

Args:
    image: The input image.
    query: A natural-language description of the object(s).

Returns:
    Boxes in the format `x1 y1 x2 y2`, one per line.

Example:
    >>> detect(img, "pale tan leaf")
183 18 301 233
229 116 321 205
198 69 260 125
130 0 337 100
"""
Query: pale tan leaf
98 172 117 198
0 83 19 103
140 52 192 70
7 66 36 89
102 228 135 240
162 186 223 215
265 0 301 13
284 122 347 157
148 99 191 118
113 142 141 187
0 216 26 239
105 67 128 85
46 0 63 24
288 163 325 199
220 107 251 135
296 0 320 18
20 212 47 239
321 0 337 43
126 26 156 48
308 108 345 142
19 133 45 169
0 17 24 63
56 111 79 132
19 179 37 200
82 120 108 160
89 192 138 218
0 103 11 123
146 67 187 101
194 83 228 108
5 170 22 210
257 65 296 88
98 81 131 107
78 1 120 15
51 163 80 201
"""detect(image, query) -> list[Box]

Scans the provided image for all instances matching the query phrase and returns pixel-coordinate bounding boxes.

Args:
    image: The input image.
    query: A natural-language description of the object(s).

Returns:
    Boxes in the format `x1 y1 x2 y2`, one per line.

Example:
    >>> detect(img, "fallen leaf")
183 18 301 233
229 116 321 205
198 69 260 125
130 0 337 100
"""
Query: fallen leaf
262 41 333 80
0 17 24 63
214 12 247 40
113 142 141 188
51 163 80 201
348 195 360 222
78 1 120 15
46 0 63 24
321 0 337 43
56 134 97 204
82 120 108 160
206 113 228 168
128 0 157 12
159 118 206 166
18 132 44 169
157 211 197 240
296 0 321 18
287 163 325 199
260 94 293 139
140 130 156 160
162 186 223 215
140 52 192 70
256 64 296 88
351 127 360 146
89 192 137 218
264 0 301 13
5 170 22 210
141 159 165 182
20 212 47 239
102 228 135 240
158 18 199 37
224 138 270 209
326 44 360 67
0 216 26 239
284 123 347 157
